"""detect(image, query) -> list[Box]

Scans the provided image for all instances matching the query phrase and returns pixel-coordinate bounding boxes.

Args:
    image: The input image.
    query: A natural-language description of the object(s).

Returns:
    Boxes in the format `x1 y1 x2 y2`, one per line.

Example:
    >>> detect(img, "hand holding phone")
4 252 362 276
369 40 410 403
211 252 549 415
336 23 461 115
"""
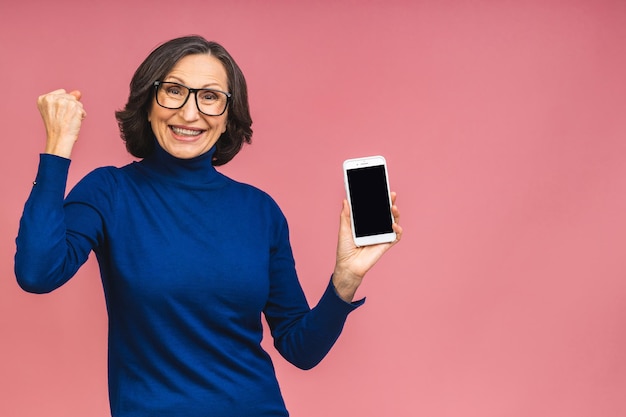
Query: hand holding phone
343 155 396 246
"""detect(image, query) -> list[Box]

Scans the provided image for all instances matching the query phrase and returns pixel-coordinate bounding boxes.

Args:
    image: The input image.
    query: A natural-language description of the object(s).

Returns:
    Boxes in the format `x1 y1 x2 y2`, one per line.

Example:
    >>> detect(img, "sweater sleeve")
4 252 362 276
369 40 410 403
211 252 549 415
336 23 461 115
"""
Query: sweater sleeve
264 211 365 370
14 154 104 293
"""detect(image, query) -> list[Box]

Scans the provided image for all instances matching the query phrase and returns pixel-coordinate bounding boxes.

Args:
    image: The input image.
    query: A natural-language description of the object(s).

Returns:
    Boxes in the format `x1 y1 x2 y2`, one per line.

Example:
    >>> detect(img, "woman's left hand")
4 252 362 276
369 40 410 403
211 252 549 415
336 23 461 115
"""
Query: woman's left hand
332 192 402 302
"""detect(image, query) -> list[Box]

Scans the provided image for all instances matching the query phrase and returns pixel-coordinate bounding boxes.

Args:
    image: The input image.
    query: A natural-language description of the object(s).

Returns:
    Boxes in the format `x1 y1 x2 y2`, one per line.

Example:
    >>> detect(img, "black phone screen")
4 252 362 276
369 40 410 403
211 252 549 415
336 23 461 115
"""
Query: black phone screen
346 165 393 237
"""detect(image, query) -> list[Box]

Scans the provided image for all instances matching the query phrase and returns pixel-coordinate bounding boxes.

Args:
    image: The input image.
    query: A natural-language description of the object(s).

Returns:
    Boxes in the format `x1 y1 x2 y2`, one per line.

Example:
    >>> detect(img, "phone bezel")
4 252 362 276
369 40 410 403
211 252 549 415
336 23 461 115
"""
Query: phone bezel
343 155 396 246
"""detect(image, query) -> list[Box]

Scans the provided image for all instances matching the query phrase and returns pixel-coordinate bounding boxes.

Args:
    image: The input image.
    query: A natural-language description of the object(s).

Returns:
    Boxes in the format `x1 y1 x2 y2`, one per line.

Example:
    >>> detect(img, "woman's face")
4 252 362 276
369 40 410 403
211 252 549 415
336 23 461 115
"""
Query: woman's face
148 53 229 159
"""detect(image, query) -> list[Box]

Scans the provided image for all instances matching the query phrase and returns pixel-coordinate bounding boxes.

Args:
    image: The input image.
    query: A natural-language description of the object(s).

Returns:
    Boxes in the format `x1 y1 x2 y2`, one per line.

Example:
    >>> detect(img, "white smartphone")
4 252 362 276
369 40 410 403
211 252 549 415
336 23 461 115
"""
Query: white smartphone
343 155 396 246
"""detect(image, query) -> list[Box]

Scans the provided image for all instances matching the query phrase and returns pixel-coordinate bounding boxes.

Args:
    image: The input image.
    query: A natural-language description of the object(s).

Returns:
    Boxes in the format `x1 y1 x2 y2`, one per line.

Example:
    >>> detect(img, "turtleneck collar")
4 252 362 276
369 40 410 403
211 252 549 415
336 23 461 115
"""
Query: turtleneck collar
138 140 222 186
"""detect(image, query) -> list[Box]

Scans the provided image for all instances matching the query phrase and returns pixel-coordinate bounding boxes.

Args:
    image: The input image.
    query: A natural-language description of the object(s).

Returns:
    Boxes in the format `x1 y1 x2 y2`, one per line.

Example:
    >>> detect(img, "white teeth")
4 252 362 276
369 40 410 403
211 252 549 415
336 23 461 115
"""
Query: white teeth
171 126 202 136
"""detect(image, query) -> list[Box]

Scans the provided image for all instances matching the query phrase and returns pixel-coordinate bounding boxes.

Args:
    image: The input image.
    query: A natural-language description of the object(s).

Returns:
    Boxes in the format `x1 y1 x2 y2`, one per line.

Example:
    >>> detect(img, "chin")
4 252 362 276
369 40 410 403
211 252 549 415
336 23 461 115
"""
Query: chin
161 141 208 159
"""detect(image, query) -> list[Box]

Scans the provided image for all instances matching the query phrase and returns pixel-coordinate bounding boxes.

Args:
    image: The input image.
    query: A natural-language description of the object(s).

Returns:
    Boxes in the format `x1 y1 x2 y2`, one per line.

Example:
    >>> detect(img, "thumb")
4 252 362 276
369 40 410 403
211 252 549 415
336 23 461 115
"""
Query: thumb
69 90 82 100
339 199 353 234
340 199 351 222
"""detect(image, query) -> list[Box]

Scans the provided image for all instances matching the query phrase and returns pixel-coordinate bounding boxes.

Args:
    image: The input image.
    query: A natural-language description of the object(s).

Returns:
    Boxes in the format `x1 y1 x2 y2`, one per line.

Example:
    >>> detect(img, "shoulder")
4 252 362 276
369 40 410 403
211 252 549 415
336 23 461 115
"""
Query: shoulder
223 176 288 222
66 165 125 204
227 176 281 206
75 165 123 188
80 160 150 185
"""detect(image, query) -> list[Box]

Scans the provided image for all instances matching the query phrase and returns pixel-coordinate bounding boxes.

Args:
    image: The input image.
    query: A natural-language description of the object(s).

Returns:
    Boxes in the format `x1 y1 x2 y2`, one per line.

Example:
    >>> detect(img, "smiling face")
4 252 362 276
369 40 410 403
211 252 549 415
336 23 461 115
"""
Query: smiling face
148 53 229 159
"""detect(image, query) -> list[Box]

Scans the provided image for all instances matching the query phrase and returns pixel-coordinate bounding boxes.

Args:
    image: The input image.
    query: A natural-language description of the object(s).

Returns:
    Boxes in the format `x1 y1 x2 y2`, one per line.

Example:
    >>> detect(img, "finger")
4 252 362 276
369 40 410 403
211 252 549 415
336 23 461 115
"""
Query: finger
69 95 86 120
393 223 403 242
38 89 81 106
391 204 400 221
48 89 68 95
38 90 64 105
38 89 81 103
389 193 402 242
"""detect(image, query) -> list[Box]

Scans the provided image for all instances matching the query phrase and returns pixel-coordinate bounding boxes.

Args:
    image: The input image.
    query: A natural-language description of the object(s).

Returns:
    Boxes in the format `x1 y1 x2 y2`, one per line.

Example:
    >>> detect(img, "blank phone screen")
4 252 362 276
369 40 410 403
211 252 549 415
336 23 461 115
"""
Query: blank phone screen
347 165 393 237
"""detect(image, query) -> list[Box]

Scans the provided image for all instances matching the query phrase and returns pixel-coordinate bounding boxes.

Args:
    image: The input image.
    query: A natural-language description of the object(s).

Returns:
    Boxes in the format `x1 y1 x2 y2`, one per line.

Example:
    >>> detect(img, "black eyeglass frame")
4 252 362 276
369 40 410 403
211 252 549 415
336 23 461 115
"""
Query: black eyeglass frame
153 81 232 116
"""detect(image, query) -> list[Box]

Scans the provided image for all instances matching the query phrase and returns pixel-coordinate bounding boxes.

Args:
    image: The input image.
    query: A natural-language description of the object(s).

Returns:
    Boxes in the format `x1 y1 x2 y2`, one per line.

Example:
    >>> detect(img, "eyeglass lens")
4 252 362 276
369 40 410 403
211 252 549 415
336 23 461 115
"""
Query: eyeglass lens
156 82 228 116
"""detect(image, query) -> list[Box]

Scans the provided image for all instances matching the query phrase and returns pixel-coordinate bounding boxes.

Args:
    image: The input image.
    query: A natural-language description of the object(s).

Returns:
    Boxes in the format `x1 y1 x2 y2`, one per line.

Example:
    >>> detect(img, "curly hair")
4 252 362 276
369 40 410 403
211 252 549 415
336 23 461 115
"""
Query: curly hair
115 35 253 166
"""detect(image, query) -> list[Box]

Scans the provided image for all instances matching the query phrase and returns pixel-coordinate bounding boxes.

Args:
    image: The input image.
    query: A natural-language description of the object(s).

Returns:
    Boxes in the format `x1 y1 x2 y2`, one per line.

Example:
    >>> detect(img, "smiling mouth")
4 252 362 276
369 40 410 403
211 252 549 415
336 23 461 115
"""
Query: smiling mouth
170 126 204 137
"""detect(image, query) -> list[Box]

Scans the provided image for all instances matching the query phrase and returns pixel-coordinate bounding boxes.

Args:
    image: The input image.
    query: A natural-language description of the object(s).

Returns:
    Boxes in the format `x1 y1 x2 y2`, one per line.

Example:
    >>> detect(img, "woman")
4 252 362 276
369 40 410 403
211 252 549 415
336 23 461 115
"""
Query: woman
15 35 402 416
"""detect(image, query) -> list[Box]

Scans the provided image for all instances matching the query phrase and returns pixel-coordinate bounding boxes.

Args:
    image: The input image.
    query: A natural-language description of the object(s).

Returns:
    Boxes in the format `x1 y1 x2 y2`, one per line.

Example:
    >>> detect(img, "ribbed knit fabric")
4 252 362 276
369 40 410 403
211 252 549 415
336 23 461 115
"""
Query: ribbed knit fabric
15 143 364 416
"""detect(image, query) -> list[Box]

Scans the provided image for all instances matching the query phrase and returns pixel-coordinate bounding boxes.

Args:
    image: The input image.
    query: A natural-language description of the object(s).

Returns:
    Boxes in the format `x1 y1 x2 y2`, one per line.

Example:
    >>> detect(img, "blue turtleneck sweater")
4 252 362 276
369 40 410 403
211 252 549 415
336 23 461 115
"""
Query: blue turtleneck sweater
15 144 364 416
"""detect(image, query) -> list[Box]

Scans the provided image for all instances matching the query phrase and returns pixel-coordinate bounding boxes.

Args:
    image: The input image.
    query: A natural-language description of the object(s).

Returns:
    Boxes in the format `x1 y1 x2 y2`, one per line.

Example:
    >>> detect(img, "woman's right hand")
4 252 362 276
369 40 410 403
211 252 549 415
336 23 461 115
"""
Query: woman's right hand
37 89 86 158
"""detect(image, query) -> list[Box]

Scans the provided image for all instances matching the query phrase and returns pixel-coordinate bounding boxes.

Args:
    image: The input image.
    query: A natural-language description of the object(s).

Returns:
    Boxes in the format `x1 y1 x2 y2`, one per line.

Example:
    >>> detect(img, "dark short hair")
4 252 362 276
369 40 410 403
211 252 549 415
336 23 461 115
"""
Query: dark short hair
115 35 253 165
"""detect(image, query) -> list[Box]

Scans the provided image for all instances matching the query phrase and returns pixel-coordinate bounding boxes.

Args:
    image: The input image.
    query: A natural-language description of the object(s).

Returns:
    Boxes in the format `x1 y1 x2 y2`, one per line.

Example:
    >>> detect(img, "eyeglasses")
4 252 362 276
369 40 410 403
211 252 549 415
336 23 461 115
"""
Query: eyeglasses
153 81 231 116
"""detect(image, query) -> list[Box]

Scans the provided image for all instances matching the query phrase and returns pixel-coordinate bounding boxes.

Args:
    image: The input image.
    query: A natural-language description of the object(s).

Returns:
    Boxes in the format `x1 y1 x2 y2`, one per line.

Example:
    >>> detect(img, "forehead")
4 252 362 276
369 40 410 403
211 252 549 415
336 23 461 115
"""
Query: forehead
166 53 228 88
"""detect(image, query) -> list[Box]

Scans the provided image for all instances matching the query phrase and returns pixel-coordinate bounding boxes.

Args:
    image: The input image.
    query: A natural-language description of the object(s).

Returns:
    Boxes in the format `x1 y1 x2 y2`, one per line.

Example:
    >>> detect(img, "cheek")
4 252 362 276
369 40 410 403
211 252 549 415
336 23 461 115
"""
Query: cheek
207 115 228 135
148 106 169 133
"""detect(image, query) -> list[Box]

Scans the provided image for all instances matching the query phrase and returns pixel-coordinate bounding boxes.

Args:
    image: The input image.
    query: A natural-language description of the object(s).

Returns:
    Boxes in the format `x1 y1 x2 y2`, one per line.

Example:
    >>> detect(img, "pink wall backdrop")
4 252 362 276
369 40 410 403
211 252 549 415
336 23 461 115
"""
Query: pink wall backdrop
1 1 625 416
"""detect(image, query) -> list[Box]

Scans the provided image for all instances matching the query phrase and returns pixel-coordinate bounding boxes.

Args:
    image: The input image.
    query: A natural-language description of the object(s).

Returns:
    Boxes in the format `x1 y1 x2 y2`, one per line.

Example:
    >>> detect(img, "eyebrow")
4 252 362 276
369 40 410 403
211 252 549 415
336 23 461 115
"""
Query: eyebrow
164 76 224 90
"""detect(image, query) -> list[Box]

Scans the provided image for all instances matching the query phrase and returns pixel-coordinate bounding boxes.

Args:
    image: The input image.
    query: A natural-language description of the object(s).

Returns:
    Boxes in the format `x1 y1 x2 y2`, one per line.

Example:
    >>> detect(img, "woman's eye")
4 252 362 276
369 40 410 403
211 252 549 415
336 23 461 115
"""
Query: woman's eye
167 87 183 96
200 92 218 101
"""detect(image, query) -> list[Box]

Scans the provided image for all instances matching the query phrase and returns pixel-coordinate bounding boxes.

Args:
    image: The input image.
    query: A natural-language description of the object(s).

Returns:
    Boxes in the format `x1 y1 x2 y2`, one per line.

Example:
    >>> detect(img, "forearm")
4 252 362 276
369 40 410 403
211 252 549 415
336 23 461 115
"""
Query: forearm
271 278 364 370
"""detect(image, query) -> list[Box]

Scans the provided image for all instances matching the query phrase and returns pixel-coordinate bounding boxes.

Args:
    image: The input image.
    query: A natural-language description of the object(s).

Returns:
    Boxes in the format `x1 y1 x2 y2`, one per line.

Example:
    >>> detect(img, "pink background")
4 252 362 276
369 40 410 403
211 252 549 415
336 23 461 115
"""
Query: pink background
1 1 626 416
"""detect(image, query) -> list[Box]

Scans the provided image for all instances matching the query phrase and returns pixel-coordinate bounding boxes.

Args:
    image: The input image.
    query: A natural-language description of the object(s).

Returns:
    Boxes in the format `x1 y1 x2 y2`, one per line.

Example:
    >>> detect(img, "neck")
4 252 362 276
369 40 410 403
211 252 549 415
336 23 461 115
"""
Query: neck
140 140 220 185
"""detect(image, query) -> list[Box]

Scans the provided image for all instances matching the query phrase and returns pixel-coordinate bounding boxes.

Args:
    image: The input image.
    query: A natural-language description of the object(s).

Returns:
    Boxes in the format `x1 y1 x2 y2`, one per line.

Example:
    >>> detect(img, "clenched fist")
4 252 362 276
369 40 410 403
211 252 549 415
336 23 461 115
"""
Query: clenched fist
37 89 87 158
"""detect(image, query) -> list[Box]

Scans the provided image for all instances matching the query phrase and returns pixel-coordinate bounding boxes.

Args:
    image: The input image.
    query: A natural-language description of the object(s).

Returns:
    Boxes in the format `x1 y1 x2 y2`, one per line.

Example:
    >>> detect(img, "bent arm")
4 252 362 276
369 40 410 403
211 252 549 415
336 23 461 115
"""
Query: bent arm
268 276 364 370
14 155 97 293
264 195 402 369
263 216 364 370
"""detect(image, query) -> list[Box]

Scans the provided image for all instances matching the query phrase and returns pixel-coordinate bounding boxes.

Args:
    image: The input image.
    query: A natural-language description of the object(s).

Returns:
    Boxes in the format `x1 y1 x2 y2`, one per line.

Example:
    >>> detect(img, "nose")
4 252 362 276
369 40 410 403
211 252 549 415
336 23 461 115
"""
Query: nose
179 91 200 120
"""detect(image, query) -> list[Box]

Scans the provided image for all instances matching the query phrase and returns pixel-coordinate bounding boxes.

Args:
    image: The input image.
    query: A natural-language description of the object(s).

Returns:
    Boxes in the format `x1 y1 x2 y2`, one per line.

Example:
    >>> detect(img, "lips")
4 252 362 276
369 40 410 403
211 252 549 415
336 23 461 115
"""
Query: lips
170 125 205 138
